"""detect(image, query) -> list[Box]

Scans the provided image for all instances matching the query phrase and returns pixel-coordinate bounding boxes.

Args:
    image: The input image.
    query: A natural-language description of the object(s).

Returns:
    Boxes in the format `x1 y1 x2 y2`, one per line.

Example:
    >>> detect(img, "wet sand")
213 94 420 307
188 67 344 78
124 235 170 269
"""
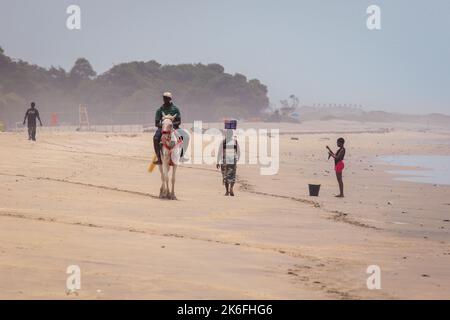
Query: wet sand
0 120 449 299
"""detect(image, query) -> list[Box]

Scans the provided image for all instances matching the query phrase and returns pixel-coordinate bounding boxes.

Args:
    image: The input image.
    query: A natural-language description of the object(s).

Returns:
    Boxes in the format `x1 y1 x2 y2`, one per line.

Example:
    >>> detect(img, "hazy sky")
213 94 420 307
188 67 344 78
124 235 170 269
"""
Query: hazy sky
1 0 449 114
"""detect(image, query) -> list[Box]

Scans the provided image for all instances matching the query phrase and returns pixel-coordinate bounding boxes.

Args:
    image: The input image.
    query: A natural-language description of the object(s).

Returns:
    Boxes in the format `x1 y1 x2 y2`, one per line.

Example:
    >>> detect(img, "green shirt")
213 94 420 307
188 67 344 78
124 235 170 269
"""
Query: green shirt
155 103 181 128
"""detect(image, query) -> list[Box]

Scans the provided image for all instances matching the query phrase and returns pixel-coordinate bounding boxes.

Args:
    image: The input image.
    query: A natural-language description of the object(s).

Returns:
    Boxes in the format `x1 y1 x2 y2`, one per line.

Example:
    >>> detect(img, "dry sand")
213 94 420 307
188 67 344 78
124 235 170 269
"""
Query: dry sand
0 120 449 299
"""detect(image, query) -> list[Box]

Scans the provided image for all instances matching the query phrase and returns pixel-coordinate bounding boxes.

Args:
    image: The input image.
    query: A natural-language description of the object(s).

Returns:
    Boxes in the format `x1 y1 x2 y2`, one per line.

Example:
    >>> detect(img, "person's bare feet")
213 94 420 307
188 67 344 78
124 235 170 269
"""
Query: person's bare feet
225 191 229 196
230 190 234 196
335 194 344 198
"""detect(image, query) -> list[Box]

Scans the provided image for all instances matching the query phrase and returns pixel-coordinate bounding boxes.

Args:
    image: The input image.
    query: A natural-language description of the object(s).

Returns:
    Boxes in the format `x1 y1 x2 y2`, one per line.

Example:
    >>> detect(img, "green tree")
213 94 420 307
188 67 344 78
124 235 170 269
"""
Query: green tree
70 58 96 80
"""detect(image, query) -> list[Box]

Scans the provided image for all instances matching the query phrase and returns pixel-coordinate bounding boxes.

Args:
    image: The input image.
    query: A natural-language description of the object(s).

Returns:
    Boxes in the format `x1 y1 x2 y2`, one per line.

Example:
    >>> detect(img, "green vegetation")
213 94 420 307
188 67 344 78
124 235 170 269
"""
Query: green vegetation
0 46 269 127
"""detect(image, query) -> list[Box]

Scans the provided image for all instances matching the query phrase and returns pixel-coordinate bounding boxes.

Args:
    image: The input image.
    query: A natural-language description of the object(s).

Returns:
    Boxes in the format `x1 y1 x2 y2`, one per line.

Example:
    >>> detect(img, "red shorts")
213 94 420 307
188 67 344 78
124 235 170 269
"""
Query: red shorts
335 161 345 173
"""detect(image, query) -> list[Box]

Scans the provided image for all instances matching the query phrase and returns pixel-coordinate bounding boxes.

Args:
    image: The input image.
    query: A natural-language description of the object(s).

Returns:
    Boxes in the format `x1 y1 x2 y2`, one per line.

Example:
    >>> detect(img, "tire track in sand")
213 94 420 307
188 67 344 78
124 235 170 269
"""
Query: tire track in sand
0 170 379 230
236 177 380 230
31 141 380 229
0 209 364 299
0 172 160 199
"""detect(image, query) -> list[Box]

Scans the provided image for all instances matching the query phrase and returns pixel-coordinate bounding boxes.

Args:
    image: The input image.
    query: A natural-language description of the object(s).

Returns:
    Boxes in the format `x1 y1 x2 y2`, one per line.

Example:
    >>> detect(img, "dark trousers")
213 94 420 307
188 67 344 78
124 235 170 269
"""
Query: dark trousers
28 124 36 140
153 128 162 159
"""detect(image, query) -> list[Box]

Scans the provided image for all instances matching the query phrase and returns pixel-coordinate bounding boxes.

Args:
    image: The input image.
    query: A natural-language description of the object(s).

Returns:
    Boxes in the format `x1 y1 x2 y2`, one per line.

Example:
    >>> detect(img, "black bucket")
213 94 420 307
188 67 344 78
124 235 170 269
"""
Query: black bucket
308 184 321 197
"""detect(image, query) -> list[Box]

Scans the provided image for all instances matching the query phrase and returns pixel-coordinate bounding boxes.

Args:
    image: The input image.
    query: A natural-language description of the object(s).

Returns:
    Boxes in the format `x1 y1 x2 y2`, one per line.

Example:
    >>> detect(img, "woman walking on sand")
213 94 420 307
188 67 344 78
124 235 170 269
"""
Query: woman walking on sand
216 127 240 197
327 137 346 198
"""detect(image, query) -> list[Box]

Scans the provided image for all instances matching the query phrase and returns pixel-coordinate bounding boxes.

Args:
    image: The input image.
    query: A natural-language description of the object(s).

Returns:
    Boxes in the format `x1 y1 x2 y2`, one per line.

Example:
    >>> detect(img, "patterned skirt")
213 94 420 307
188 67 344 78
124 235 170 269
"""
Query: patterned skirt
221 164 237 184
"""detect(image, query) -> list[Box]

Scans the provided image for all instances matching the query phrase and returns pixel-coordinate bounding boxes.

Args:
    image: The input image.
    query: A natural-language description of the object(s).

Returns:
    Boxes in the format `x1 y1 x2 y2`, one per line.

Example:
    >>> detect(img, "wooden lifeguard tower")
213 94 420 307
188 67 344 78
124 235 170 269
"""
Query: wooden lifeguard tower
78 104 90 131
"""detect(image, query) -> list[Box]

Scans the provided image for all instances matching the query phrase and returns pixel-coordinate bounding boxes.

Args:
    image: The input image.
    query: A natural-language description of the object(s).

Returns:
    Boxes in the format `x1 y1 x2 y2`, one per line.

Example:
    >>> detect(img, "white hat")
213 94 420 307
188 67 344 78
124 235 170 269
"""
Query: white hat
163 92 172 98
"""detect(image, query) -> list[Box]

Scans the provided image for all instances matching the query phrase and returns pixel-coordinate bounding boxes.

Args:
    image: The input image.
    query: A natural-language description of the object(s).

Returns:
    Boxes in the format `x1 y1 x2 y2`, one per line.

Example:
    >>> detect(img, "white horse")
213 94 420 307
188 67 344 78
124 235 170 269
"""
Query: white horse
158 113 182 200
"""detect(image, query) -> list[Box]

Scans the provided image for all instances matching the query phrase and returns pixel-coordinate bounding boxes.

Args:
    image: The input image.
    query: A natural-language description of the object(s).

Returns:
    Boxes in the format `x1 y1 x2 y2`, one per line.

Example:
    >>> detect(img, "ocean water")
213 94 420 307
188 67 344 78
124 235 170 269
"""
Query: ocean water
378 155 450 186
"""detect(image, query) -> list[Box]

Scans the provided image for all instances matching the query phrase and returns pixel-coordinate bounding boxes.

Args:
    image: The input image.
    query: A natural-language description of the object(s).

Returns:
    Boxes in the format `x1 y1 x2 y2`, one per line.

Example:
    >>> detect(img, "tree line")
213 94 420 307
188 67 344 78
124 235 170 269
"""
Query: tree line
0 46 269 127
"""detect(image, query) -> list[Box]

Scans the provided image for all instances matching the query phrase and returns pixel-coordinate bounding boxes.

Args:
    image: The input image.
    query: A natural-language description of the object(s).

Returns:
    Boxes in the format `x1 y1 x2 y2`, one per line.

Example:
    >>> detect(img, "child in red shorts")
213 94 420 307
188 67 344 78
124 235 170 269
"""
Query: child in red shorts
327 138 346 198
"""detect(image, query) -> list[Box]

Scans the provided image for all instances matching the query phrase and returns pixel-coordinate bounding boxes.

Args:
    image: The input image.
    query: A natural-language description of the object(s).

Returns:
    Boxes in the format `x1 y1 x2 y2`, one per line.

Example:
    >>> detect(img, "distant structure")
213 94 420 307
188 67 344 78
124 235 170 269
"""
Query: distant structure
311 103 364 110
78 104 90 131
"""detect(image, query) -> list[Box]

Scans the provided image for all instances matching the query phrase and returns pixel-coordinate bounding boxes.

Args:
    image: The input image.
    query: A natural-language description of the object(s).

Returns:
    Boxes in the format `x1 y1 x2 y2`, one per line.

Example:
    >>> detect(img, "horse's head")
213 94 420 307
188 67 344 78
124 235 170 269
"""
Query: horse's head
161 112 176 133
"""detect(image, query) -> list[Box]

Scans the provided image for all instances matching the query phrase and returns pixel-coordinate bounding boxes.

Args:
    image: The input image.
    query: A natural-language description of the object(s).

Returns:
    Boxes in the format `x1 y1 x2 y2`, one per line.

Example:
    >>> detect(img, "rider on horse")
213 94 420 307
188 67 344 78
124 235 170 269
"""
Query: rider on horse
153 92 181 165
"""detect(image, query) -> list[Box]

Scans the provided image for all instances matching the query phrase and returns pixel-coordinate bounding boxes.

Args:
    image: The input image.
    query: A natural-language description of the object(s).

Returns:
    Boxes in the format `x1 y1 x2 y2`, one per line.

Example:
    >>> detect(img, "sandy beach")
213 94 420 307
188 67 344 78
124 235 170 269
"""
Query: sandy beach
1 120 449 299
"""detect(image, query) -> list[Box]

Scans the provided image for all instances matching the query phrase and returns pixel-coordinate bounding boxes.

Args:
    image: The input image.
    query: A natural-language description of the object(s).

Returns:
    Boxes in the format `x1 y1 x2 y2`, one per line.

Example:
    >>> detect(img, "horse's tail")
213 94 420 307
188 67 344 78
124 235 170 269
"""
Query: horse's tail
148 154 158 173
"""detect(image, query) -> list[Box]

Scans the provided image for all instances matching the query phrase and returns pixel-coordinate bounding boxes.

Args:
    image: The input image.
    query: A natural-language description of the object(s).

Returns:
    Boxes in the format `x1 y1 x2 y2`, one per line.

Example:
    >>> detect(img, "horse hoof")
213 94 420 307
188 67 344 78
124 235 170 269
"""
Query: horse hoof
170 195 177 200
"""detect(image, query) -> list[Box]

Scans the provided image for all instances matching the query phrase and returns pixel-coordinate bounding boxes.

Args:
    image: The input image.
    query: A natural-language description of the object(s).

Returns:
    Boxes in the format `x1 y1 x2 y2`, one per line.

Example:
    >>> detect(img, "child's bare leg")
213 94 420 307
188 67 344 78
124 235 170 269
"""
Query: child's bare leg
335 172 344 197
229 182 235 196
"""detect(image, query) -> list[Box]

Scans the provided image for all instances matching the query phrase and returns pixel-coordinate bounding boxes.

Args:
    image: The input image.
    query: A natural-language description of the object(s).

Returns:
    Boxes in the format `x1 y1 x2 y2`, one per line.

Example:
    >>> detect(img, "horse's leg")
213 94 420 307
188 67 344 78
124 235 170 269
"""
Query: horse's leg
160 150 169 199
158 164 164 198
170 165 177 200
163 161 170 198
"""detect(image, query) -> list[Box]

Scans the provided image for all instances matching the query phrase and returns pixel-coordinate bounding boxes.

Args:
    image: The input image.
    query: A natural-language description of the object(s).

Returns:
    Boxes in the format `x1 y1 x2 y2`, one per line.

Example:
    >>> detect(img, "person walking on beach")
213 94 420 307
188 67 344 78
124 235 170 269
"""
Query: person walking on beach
216 128 240 196
327 137 346 198
23 102 42 141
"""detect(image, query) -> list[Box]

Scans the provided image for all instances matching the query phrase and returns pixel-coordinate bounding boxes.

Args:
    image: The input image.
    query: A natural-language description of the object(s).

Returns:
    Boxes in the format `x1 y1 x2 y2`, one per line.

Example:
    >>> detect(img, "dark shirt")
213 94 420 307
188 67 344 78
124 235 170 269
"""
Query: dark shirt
334 147 345 165
24 108 42 126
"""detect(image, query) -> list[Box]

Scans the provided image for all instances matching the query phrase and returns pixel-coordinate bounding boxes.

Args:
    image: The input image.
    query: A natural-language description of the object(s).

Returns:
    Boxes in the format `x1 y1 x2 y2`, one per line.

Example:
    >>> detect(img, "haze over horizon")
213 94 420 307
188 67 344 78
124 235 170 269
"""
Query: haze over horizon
1 0 449 115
